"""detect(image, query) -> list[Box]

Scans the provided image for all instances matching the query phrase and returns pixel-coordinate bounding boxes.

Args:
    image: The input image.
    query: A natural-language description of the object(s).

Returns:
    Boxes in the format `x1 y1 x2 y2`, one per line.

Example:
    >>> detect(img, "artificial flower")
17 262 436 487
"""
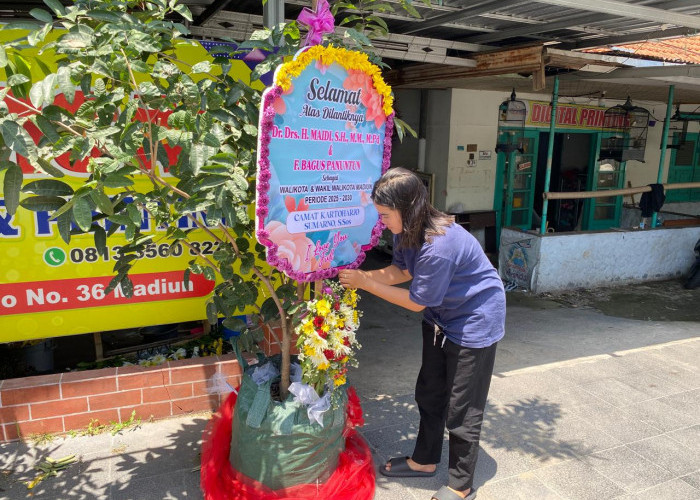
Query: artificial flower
295 280 363 397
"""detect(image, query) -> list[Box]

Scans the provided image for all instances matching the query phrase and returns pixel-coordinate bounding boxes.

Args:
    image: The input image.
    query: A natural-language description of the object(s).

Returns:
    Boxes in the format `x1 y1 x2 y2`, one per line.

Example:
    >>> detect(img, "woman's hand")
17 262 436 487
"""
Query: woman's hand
339 269 367 290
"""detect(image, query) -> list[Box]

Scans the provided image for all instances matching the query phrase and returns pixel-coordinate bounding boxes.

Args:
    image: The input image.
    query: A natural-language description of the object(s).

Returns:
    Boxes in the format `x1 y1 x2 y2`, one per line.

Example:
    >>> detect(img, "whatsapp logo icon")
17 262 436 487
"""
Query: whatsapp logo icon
44 248 67 267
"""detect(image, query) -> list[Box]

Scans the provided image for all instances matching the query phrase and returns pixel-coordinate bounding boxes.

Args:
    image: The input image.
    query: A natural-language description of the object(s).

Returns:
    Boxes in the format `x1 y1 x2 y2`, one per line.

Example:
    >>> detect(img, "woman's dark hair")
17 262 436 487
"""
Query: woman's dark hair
372 167 454 249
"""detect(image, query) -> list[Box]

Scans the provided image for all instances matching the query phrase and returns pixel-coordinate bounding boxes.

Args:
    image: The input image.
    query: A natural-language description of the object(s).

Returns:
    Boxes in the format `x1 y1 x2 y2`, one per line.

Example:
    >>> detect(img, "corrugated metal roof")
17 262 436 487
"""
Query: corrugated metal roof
4 1 698 56
3 1 700 100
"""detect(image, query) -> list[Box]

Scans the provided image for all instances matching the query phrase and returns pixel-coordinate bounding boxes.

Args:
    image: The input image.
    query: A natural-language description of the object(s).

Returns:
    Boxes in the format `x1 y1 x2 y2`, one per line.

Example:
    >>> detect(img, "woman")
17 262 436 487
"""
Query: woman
339 168 505 500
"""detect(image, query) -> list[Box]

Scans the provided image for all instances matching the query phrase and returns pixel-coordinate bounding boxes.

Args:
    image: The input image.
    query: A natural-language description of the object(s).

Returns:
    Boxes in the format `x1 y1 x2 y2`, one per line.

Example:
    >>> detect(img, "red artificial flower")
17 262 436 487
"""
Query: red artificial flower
317 329 328 339
313 316 324 328
342 336 350 346
334 302 340 311
323 349 335 360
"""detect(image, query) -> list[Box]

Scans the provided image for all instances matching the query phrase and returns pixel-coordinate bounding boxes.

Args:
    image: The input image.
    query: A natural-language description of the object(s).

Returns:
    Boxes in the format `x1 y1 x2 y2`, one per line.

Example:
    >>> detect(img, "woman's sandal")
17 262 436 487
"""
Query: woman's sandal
379 456 437 478
431 485 477 500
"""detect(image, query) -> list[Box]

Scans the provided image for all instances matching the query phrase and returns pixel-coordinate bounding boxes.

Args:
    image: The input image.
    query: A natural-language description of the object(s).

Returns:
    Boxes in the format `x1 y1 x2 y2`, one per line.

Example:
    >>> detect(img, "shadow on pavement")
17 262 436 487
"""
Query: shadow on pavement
0 415 208 499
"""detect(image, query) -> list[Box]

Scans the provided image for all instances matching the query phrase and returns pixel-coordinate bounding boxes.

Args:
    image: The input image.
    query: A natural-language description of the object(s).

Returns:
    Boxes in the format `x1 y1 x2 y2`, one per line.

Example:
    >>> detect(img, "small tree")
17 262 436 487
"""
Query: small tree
0 0 418 398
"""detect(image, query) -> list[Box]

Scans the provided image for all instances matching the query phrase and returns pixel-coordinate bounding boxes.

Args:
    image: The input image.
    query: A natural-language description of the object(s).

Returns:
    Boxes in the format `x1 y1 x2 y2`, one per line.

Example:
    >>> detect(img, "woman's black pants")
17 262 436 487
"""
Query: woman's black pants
411 320 498 492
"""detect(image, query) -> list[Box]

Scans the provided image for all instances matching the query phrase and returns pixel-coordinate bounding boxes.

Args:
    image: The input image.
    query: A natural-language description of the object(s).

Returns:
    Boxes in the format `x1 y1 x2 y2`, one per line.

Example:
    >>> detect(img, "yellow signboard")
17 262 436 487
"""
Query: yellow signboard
0 36 264 343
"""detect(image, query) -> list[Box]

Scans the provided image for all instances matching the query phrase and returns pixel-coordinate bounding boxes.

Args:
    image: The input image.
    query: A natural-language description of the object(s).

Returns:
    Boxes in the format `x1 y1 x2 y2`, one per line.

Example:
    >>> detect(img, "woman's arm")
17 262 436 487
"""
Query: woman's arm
360 264 412 285
339 268 425 312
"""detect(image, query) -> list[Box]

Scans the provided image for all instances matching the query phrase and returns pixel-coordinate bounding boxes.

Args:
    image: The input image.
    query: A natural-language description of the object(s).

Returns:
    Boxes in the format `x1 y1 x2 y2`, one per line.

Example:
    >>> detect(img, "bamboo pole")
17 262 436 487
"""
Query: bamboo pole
652 85 674 228
543 181 700 200
540 76 559 235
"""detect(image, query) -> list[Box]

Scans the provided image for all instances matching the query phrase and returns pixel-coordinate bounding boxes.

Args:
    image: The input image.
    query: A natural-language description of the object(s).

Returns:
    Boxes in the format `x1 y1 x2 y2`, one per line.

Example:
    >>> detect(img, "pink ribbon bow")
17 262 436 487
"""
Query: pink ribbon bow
297 0 335 47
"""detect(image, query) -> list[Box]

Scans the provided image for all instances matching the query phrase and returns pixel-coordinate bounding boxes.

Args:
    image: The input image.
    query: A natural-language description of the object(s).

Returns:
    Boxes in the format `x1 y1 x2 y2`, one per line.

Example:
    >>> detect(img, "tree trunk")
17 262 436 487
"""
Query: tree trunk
279 316 292 400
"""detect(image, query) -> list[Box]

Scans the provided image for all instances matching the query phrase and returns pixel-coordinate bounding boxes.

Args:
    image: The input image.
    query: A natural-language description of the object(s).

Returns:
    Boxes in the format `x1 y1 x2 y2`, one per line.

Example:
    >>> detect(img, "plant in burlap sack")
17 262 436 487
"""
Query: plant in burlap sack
229 284 362 489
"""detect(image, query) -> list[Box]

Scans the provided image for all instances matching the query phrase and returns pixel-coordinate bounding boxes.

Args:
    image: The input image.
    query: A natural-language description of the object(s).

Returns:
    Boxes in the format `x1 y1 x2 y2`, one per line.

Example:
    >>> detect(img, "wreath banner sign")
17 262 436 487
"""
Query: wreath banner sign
256 46 394 282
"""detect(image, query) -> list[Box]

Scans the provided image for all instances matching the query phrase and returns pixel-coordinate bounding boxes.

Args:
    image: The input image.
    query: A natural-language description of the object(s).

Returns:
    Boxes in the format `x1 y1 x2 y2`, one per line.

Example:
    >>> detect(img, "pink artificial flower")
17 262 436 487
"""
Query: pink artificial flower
362 87 385 129
265 220 315 272
315 60 330 75
343 70 371 94
285 196 309 213
272 96 286 115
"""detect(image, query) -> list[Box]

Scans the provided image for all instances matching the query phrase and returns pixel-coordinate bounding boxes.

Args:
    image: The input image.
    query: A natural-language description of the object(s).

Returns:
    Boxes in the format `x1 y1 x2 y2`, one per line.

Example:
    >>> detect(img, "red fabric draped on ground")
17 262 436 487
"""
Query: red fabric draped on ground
200 387 375 499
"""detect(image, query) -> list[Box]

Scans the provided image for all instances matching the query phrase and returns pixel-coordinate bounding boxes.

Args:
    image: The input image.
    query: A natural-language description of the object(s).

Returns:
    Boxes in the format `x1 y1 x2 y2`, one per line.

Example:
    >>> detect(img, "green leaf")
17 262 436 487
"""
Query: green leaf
0 46 8 69
173 3 193 22
206 301 218 324
105 274 123 296
344 28 372 46
29 8 53 23
90 189 114 215
22 179 73 197
223 316 247 332
249 58 276 82
61 31 93 50
72 196 93 231
120 275 134 297
191 61 211 74
189 144 207 175
44 0 66 16
36 158 65 178
56 66 75 103
2 163 23 215
3 21 40 31
107 213 132 227
28 23 52 47
400 0 422 18
7 74 30 87
129 33 160 53
203 266 216 281
202 132 221 148
33 115 60 144
19 195 66 212
56 211 71 244
243 124 258 137
86 9 124 24
126 203 141 225
1 121 37 163
49 196 75 220
93 225 107 252
29 80 45 108
103 174 134 188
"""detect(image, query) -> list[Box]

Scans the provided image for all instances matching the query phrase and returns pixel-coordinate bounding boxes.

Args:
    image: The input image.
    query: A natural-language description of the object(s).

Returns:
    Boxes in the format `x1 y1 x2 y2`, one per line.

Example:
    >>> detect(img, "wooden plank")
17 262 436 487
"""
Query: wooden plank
544 181 700 200
663 218 700 227
93 332 104 361
474 45 543 71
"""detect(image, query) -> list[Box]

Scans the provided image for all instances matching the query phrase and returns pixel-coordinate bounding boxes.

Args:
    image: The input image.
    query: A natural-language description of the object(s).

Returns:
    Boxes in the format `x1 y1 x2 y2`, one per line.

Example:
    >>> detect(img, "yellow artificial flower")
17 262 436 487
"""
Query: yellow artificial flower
302 321 315 335
318 361 330 371
334 375 346 387
316 299 331 316
304 346 315 357
321 323 330 333
341 356 349 364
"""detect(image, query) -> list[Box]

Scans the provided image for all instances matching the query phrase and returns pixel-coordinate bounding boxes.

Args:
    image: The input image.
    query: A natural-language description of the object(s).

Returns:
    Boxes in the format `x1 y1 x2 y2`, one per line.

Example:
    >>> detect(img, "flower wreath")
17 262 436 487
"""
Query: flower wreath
256 45 395 282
